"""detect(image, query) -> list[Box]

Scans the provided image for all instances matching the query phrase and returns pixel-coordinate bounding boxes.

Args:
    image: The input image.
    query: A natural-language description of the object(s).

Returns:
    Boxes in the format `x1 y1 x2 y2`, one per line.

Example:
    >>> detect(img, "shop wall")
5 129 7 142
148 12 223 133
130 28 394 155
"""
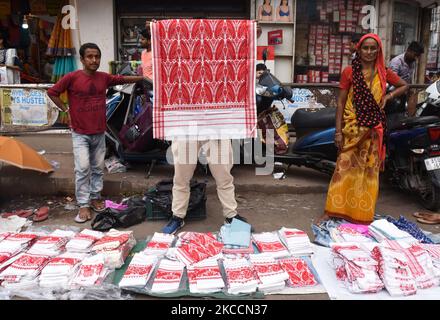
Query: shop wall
73 0 116 72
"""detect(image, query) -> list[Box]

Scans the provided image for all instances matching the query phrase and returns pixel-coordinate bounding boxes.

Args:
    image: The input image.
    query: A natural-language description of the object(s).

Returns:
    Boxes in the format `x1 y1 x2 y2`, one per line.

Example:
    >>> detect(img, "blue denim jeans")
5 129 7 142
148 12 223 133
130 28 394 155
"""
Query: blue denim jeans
72 132 106 208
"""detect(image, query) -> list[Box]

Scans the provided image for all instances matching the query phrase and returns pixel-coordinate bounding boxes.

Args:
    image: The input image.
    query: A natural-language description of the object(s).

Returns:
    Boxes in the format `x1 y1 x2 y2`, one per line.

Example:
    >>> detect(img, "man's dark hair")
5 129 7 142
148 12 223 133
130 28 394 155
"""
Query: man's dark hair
256 63 267 71
351 34 363 44
407 41 424 55
140 28 151 40
0 30 9 47
79 43 101 58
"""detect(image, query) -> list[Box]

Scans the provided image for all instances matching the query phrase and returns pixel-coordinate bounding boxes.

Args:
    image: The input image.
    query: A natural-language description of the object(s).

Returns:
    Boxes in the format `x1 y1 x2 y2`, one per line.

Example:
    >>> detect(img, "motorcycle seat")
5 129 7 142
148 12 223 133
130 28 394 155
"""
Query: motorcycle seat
292 108 336 129
398 116 440 129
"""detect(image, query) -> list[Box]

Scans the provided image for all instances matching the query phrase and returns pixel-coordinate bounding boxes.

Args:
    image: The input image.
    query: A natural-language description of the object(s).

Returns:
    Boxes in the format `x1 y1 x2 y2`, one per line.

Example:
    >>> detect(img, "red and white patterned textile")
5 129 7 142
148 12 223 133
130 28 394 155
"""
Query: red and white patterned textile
249 254 289 292
383 240 439 289
176 232 223 266
330 225 374 243
223 257 259 294
151 19 257 140
252 232 290 259
28 235 69 257
92 229 133 252
371 244 417 296
39 252 86 289
422 244 440 273
143 233 175 256
331 243 384 294
66 229 104 253
278 227 314 256
0 233 38 268
191 257 225 292
0 253 50 284
150 259 185 293
119 253 158 288
278 258 318 287
70 254 109 288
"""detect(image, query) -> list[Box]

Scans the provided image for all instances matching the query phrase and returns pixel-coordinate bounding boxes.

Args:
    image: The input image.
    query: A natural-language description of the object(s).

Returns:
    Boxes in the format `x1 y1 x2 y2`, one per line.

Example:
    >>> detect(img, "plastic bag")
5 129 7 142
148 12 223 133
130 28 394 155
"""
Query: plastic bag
91 197 146 231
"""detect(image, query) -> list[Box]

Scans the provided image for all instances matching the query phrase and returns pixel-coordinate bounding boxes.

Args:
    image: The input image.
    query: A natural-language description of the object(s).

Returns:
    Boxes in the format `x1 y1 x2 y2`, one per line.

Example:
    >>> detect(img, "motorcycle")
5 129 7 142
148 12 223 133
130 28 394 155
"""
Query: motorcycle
105 79 169 177
385 81 440 210
252 69 337 177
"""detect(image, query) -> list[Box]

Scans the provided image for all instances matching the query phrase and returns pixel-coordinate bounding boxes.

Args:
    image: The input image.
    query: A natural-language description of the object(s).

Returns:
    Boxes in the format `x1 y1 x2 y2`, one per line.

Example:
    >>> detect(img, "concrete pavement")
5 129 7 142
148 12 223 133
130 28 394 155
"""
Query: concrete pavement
0 133 332 197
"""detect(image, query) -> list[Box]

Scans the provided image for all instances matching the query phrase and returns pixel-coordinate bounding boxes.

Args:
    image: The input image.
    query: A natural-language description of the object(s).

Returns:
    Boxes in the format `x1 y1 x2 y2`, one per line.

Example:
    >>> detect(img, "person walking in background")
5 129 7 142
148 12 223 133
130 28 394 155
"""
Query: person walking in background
139 27 153 81
318 34 408 224
48 43 147 223
389 41 424 116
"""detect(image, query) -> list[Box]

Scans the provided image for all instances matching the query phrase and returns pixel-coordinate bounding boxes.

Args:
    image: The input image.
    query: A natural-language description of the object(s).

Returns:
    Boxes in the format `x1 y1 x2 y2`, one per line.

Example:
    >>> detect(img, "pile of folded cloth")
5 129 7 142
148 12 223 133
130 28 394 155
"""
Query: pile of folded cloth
0 253 51 290
150 259 185 294
371 243 417 296
27 234 70 257
252 232 290 259
39 252 87 289
70 254 110 288
331 243 384 293
329 225 374 243
143 233 175 256
421 243 440 275
387 216 434 244
223 257 259 294
278 227 314 256
175 232 223 266
187 257 225 294
278 257 318 287
0 215 32 233
248 254 289 293
118 253 158 288
220 218 253 256
368 219 415 242
0 233 38 270
381 240 439 290
91 229 136 268
66 229 104 253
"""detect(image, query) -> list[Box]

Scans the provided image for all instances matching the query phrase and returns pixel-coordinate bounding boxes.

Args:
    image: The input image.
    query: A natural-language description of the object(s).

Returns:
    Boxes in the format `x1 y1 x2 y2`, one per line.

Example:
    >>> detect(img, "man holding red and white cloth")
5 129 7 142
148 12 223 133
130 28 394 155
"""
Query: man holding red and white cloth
151 19 257 234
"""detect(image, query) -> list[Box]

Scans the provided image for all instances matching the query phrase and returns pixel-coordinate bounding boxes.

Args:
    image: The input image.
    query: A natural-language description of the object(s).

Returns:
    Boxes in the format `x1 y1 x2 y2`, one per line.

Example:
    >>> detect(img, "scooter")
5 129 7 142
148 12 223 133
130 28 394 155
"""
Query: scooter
385 81 440 210
253 70 337 176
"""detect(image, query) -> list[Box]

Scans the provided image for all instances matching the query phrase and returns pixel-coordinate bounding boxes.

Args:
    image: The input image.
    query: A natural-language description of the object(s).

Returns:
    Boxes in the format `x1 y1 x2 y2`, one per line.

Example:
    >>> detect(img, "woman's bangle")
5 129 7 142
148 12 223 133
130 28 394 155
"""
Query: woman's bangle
335 132 342 136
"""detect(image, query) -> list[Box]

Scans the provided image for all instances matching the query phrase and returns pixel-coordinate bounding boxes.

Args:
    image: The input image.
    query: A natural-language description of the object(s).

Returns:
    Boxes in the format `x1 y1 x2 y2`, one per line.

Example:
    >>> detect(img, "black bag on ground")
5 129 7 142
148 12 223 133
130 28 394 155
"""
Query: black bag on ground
144 179 207 220
91 197 147 231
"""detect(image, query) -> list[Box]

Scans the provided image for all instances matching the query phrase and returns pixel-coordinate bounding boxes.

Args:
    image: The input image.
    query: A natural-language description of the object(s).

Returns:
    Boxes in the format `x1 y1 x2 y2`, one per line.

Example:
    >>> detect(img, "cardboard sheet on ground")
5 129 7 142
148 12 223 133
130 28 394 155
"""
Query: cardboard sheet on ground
312 244 440 300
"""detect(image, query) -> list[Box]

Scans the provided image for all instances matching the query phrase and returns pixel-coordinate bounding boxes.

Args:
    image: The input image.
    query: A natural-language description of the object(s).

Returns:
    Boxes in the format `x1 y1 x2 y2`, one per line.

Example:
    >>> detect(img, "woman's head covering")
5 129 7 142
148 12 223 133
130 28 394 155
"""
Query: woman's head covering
356 33 386 94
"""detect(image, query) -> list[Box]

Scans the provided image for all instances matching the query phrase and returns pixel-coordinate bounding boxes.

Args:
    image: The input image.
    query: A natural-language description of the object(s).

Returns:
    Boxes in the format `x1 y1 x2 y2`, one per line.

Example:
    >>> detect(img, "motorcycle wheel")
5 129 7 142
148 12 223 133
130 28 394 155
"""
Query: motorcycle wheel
418 176 440 211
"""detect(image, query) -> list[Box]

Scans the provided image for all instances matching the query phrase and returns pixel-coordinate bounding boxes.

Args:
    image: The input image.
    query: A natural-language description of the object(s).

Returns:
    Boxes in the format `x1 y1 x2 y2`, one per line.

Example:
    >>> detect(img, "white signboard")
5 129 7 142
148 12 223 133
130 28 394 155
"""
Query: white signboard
273 88 326 124
10 89 48 126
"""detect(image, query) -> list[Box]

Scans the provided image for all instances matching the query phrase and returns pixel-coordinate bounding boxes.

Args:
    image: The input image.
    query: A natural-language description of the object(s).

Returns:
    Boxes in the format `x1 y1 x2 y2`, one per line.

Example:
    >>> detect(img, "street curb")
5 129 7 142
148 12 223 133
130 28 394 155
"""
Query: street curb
0 175 329 197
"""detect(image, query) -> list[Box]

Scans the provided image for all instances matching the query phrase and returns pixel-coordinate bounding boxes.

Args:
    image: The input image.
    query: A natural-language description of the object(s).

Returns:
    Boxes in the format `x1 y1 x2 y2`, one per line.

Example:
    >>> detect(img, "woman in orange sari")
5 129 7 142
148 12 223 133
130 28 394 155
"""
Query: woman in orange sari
321 34 408 224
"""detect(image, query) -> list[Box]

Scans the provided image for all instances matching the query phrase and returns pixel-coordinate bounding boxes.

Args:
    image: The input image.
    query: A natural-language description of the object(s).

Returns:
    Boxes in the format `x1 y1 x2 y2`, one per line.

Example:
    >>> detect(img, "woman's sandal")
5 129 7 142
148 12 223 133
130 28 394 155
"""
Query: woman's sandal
412 212 436 219
416 215 440 225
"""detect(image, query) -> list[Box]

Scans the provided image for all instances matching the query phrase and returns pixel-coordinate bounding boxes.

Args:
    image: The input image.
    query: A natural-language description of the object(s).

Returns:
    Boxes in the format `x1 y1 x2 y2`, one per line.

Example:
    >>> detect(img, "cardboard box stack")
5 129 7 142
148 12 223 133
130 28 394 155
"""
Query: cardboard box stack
300 0 371 82
296 75 308 83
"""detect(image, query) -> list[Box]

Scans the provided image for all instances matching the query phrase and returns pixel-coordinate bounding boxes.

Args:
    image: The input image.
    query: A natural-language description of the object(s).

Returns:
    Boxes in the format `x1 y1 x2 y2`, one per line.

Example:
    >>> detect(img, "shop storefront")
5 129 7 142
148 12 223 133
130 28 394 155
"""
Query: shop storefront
0 0 65 84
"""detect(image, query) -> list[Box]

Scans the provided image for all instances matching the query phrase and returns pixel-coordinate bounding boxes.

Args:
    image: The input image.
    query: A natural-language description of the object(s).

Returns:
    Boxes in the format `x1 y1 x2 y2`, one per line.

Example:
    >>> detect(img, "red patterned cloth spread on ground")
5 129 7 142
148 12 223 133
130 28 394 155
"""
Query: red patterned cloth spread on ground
151 19 257 140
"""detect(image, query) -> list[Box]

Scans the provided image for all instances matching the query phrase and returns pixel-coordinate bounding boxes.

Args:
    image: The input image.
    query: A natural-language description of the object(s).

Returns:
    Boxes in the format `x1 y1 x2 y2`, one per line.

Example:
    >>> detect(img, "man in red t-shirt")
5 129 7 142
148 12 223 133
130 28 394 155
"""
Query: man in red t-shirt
48 43 146 223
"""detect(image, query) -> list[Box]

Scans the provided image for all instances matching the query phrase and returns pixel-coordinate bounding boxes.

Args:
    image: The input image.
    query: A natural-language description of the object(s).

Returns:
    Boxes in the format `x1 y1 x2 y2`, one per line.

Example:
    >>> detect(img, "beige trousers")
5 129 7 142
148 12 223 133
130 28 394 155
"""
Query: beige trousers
171 139 237 219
